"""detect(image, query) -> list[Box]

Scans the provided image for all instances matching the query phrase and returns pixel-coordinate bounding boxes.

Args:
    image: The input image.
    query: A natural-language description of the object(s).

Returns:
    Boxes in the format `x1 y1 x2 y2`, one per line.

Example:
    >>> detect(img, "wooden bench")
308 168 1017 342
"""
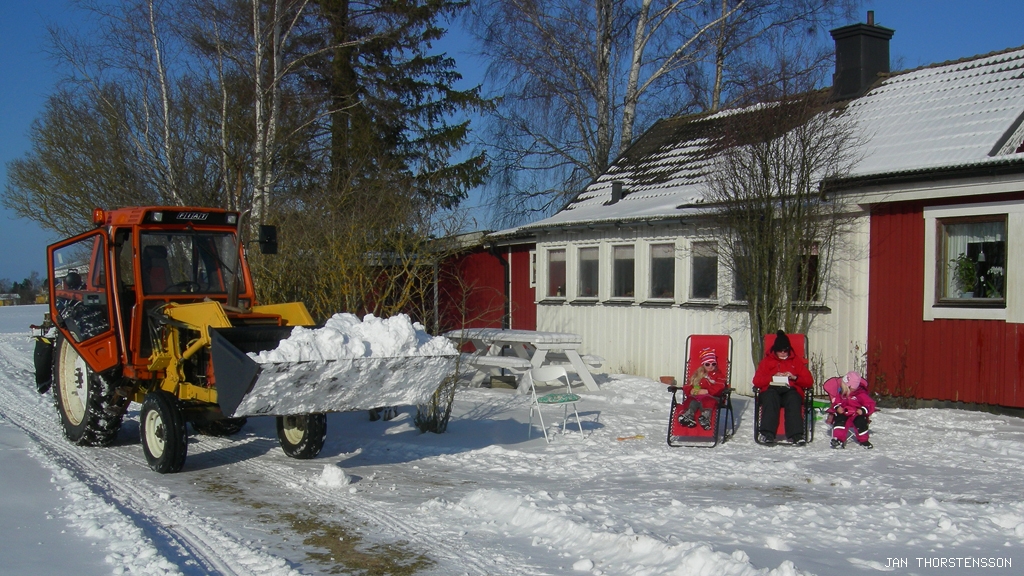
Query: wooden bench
459 353 532 387
545 352 605 370
460 353 533 371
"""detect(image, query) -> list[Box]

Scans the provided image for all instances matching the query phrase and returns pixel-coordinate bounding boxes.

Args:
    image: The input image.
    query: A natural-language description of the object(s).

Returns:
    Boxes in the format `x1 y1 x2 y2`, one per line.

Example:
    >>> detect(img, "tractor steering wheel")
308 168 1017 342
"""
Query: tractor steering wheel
166 281 201 294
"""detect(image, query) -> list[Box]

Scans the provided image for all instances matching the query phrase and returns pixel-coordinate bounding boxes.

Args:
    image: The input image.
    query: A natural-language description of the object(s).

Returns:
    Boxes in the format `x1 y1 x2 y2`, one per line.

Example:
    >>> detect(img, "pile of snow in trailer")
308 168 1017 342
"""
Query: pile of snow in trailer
232 313 458 417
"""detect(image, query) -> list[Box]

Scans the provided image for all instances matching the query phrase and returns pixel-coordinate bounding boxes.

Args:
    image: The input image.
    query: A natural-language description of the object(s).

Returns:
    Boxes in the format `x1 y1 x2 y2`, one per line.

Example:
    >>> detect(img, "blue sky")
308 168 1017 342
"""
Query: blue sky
3 1 1024 282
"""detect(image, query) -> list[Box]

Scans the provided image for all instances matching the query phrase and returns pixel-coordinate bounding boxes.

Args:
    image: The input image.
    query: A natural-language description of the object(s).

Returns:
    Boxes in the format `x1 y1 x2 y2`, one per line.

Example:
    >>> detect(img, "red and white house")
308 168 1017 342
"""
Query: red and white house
469 16 1024 410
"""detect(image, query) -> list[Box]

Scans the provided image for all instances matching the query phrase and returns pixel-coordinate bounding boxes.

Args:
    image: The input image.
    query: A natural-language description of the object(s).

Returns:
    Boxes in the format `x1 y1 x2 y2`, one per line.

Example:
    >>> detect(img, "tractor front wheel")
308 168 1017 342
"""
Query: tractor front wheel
52 334 124 446
141 391 188 473
276 414 326 459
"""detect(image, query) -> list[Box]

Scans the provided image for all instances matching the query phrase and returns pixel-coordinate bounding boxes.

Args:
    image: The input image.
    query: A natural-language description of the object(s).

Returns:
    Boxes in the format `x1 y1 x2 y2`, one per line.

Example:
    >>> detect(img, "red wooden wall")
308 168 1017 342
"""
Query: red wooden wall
868 201 1024 408
437 249 505 331
436 243 536 332
508 244 537 330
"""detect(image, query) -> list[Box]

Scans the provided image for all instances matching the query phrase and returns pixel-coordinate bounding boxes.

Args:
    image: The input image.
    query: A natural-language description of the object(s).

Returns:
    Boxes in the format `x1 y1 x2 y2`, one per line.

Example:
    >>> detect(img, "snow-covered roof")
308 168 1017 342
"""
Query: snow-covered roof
501 45 1024 234
848 47 1024 177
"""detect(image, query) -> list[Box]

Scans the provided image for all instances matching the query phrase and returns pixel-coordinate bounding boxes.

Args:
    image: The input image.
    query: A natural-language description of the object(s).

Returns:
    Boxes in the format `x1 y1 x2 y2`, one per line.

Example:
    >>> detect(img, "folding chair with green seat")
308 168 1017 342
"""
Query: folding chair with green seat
527 365 583 443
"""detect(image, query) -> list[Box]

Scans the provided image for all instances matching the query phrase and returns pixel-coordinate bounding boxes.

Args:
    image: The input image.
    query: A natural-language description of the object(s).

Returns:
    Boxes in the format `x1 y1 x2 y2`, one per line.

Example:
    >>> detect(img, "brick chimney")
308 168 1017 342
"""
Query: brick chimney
609 181 624 204
829 11 894 100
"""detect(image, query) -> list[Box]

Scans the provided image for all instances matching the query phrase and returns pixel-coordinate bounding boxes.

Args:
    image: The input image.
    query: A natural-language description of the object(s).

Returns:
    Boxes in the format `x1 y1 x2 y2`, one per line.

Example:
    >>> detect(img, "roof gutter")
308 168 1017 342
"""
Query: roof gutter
505 214 694 236
823 157 1024 193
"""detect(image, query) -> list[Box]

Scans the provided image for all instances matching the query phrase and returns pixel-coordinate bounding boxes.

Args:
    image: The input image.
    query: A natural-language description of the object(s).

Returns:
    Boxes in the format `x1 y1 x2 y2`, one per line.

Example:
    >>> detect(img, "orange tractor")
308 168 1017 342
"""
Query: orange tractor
33 207 455 473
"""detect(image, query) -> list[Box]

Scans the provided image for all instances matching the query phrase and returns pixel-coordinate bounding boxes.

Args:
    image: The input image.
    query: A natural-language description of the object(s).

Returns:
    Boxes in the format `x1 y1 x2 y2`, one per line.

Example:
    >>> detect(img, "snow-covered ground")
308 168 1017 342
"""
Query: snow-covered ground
1 304 1022 575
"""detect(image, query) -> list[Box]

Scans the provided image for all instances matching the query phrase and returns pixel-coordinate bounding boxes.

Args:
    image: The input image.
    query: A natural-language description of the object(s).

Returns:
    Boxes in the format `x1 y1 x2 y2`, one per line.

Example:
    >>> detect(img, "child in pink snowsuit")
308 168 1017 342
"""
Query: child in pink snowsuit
830 371 876 449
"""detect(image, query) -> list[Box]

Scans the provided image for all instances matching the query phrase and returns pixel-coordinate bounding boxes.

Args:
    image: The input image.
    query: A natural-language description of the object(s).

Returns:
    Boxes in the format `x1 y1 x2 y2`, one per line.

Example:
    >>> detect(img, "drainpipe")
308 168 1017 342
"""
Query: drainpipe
432 259 439 334
487 243 511 329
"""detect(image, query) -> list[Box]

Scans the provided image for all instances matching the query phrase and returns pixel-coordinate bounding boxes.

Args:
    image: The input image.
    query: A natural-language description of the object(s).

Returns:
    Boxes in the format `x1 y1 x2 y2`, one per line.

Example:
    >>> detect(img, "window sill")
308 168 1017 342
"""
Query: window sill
604 299 636 306
926 305 1006 321
538 298 566 305
680 300 718 309
934 299 1005 308
640 299 675 307
570 298 599 306
930 298 1006 320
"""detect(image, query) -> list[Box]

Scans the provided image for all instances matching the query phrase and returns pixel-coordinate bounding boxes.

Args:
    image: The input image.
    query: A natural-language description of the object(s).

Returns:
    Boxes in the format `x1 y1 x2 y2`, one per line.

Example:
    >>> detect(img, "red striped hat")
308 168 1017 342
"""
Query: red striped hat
699 348 717 365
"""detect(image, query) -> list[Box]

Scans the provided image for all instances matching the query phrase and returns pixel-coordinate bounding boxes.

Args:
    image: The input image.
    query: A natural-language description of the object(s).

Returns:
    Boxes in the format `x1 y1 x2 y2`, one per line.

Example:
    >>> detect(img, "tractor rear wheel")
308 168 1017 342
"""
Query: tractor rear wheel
192 418 247 436
276 414 326 459
52 334 124 446
141 391 188 473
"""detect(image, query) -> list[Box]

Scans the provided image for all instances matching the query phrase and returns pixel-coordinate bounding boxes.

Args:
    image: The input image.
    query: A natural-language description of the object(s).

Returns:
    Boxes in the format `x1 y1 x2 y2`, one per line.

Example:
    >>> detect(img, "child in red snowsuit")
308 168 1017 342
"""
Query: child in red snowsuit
677 348 726 430
830 371 876 449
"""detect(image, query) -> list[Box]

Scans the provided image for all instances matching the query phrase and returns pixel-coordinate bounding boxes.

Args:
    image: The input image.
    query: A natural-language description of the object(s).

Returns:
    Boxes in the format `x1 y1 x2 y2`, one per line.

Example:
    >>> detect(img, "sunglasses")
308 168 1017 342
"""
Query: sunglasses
702 362 717 368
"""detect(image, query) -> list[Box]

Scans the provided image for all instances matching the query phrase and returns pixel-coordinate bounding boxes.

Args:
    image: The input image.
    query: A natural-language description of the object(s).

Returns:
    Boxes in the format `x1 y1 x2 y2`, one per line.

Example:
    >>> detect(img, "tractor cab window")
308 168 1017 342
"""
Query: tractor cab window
140 232 241 295
51 234 112 342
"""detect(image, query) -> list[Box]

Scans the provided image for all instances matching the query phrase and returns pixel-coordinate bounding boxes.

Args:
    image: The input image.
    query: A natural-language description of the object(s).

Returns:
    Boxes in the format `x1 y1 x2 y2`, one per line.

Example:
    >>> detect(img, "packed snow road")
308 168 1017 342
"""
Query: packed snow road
0 306 522 575
3 305 1024 575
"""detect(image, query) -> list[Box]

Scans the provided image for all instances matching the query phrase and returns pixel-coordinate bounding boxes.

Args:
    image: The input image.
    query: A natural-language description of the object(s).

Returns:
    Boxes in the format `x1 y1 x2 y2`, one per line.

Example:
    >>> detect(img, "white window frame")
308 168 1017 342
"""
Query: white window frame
923 200 1024 321
688 240 719 302
544 247 567 299
529 250 537 288
576 245 600 300
647 242 676 301
610 244 636 300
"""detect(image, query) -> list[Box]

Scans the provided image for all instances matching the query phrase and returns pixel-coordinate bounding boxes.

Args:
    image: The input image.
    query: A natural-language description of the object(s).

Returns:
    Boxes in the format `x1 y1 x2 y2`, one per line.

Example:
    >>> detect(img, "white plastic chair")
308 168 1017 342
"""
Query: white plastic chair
528 365 583 442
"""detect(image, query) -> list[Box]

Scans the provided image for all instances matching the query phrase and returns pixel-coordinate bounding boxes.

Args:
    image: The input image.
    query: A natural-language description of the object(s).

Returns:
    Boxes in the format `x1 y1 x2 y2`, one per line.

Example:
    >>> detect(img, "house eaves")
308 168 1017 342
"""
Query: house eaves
824 153 1024 195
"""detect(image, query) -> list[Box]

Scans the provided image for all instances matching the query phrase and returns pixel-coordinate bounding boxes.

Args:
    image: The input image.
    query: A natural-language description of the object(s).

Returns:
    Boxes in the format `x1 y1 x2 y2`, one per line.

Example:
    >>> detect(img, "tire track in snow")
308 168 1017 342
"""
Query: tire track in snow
0 335 303 576
1 335 544 575
168 407 547 575
220 445 533 576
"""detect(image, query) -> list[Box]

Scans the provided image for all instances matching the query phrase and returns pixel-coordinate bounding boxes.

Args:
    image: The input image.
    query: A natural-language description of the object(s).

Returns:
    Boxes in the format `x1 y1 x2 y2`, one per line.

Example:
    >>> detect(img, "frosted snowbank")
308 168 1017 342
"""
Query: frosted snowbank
250 313 456 362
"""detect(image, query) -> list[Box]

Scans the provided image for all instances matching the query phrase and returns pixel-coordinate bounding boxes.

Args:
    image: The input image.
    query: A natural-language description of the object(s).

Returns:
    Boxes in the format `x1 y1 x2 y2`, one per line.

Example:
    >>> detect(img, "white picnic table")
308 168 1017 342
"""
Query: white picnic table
444 328 602 392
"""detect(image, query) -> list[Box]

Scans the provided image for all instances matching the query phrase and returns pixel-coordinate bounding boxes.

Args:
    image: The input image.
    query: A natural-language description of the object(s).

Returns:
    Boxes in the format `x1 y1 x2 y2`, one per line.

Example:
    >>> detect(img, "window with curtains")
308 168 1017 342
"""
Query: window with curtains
939 216 1006 303
547 249 566 297
612 245 635 297
578 247 599 297
650 244 675 299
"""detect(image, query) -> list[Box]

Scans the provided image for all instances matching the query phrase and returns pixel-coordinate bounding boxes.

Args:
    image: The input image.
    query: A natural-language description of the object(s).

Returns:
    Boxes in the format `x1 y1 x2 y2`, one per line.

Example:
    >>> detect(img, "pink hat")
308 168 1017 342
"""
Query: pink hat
843 371 864 390
699 348 717 365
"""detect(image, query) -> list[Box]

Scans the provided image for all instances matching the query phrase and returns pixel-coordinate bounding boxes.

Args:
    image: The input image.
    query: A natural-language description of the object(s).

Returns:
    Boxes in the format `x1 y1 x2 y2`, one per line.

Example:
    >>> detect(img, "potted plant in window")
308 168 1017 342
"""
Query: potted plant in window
981 266 1004 298
951 253 976 297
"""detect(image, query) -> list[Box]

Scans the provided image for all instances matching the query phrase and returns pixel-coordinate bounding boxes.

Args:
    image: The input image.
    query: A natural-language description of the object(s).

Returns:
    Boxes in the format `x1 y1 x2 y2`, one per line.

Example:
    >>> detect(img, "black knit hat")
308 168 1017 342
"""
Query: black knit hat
770 330 792 353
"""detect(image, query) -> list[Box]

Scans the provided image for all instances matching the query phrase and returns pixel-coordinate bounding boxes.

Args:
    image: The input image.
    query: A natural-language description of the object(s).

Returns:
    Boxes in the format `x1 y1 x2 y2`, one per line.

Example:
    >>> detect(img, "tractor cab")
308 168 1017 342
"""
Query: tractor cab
45 207 270 378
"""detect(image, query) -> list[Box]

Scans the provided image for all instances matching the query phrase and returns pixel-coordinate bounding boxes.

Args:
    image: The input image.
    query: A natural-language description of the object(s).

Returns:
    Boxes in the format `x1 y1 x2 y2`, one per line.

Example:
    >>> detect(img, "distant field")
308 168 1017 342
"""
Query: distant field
0 304 46 334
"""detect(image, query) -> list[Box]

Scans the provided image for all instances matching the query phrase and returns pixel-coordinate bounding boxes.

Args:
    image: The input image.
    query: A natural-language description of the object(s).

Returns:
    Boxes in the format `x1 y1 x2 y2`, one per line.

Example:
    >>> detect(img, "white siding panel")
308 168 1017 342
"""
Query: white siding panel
535 216 871 396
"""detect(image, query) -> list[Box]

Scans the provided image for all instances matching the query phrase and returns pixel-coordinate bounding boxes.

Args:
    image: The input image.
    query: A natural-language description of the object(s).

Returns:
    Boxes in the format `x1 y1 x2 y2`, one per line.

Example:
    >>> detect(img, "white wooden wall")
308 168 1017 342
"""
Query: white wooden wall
533 215 871 395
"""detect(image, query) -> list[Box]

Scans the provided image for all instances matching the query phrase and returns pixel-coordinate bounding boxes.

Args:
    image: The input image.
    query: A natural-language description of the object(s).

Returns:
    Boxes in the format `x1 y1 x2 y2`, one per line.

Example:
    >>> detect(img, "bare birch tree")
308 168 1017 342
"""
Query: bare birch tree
471 0 857 226
701 94 859 366
53 0 187 205
6 0 487 334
